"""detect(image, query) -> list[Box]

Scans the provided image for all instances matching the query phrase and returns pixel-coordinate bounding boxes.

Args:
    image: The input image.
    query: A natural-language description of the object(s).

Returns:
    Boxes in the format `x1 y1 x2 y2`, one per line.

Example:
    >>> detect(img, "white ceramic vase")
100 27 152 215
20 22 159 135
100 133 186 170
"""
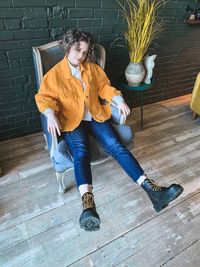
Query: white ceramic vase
125 62 146 87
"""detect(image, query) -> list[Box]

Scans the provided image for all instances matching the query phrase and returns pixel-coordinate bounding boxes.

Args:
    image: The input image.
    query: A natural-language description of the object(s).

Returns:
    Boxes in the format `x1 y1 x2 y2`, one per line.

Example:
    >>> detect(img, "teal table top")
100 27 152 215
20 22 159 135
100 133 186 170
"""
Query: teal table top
120 78 154 92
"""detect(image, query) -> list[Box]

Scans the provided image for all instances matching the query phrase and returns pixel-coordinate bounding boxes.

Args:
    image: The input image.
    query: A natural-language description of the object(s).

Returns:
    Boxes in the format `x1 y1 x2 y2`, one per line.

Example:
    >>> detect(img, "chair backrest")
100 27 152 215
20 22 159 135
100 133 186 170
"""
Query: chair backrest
32 40 106 88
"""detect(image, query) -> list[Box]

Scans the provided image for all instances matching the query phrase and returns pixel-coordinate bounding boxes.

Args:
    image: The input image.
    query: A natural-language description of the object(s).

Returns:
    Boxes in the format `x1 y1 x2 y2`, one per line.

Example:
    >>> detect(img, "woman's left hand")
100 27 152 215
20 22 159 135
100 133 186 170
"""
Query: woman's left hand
118 101 130 117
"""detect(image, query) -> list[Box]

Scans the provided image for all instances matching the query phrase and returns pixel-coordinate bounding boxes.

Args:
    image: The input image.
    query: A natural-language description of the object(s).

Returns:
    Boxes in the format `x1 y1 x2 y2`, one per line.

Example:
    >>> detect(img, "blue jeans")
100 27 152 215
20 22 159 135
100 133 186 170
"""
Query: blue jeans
63 119 144 187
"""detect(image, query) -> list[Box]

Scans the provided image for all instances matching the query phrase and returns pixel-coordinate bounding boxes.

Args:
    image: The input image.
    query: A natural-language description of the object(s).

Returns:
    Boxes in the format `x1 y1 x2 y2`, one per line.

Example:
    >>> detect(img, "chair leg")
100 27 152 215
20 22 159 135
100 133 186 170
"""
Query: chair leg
56 172 66 194
193 112 198 120
56 169 75 193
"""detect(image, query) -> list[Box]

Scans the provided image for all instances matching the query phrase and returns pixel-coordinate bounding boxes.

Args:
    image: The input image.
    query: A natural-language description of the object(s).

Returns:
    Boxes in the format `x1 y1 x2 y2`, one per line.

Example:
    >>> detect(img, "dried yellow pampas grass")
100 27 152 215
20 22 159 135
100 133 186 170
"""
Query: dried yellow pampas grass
118 0 165 62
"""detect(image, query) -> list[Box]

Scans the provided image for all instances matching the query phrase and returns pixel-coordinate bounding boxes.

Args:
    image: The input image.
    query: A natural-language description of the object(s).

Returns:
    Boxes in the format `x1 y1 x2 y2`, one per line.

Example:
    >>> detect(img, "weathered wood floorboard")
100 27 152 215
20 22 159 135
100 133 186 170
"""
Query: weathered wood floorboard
0 94 200 267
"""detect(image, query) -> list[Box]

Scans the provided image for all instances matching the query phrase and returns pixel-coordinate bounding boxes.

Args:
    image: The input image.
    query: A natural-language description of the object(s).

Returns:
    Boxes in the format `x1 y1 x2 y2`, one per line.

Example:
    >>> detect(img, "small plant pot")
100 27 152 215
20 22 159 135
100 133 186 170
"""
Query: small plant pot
125 62 146 86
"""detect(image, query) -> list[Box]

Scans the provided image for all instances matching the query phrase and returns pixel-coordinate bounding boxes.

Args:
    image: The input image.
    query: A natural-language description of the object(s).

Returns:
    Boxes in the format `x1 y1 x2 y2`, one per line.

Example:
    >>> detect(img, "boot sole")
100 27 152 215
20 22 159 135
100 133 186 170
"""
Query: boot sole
154 185 184 213
79 210 101 231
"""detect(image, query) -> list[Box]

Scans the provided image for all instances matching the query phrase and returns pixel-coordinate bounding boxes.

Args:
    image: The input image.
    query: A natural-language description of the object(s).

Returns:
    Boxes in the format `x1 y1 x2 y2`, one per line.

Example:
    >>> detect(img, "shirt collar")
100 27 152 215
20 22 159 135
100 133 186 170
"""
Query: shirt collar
60 56 87 80
68 60 80 77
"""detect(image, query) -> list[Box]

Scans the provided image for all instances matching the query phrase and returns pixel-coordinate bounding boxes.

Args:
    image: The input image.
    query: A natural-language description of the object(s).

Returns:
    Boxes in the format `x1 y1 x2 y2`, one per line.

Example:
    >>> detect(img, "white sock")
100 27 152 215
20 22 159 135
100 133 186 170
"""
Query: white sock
78 184 93 197
137 174 147 185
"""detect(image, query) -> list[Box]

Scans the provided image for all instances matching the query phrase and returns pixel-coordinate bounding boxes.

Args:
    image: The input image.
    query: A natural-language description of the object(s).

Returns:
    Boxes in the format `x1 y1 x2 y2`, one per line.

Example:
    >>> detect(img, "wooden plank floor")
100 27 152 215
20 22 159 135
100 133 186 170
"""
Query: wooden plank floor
0 94 200 267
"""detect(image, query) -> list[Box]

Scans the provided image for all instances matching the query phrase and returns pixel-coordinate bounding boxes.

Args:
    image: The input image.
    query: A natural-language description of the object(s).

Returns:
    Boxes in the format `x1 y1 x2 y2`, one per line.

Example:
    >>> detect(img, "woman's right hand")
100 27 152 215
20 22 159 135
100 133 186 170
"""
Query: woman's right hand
46 112 62 136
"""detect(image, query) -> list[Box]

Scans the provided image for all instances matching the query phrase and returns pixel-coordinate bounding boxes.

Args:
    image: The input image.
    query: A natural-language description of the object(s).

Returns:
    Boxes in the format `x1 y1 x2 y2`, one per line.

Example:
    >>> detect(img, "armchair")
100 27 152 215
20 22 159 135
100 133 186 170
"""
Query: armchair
33 40 134 193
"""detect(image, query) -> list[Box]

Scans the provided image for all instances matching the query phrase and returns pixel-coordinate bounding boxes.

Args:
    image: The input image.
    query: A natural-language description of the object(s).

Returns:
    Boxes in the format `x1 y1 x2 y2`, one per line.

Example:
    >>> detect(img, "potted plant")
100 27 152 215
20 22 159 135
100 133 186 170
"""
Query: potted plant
118 0 165 86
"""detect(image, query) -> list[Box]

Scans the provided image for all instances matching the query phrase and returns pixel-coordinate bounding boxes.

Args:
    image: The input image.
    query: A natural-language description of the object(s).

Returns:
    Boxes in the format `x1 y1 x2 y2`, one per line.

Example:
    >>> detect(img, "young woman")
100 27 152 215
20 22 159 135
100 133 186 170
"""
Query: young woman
35 29 183 232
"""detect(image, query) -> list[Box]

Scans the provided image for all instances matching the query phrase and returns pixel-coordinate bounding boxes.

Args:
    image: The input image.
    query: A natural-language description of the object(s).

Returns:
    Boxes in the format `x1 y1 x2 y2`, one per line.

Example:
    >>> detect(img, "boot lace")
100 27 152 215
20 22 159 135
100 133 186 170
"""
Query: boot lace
146 178 163 191
82 193 94 210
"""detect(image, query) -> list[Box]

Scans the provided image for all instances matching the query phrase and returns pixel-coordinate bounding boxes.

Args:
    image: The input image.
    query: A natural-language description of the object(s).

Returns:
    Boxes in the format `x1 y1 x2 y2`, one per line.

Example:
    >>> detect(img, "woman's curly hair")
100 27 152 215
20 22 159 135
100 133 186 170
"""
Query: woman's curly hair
61 29 95 62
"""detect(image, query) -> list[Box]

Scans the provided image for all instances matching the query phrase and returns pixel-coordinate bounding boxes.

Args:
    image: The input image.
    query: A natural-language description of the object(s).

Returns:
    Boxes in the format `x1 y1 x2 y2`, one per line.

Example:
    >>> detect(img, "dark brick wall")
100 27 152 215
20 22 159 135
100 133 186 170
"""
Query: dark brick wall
0 0 200 141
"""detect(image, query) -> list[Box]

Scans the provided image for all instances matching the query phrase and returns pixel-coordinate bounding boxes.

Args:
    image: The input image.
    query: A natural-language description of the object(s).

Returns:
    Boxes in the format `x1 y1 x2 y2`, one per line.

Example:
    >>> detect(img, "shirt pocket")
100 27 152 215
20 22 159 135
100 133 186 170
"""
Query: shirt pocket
59 85 77 100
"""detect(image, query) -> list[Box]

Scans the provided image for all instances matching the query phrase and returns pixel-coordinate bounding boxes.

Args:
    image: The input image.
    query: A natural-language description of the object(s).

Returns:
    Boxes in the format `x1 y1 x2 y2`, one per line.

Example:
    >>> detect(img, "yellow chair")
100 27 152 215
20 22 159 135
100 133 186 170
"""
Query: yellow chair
190 73 200 119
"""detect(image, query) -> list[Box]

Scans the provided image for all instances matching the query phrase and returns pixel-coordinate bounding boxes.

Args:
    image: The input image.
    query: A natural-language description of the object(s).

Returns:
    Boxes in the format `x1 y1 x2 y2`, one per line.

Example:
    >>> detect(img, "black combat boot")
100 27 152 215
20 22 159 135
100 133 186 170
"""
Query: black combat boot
79 192 101 231
141 178 184 212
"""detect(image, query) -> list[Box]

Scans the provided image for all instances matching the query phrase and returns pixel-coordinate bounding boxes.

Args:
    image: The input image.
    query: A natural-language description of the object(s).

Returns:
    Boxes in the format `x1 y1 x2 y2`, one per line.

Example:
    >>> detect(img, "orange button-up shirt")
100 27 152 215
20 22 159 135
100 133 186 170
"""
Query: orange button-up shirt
35 56 121 132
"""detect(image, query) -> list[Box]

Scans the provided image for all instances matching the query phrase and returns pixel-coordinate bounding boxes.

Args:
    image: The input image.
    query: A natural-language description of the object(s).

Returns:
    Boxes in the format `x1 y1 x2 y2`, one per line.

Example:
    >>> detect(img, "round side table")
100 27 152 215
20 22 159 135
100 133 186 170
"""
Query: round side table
120 79 154 130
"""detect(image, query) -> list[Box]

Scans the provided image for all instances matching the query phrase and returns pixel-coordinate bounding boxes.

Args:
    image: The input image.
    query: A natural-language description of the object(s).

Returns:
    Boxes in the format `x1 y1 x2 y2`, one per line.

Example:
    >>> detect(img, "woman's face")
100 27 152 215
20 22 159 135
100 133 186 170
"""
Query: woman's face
67 41 89 67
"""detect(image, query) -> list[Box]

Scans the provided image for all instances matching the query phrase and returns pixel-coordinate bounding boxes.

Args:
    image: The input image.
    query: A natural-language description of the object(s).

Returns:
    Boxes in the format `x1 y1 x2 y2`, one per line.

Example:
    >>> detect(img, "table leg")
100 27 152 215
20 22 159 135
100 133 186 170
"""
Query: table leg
140 91 143 130
193 112 198 120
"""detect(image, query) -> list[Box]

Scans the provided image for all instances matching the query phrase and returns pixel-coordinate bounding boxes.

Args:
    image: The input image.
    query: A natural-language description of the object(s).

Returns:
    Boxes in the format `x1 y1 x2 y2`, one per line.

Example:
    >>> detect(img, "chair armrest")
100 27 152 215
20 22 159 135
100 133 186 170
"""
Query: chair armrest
40 113 59 158
50 134 58 158
111 101 126 125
